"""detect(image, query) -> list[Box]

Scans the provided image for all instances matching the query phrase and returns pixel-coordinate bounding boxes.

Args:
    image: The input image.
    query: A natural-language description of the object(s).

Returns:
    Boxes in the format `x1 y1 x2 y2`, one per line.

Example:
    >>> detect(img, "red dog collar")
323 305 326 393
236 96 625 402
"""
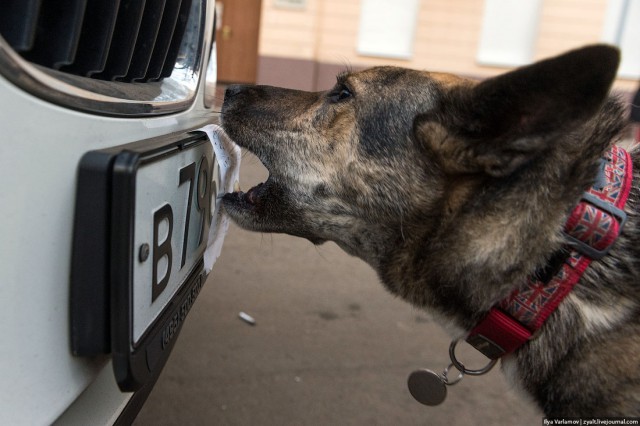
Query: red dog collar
467 145 633 359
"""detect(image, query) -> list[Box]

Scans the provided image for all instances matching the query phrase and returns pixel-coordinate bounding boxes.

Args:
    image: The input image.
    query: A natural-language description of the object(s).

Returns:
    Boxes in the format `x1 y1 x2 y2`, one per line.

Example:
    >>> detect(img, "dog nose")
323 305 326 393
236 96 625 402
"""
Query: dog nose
224 84 247 100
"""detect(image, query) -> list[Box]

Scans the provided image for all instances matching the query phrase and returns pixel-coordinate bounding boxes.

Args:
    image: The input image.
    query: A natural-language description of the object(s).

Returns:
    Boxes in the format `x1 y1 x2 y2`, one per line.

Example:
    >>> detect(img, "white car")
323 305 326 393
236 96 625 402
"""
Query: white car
0 1 232 424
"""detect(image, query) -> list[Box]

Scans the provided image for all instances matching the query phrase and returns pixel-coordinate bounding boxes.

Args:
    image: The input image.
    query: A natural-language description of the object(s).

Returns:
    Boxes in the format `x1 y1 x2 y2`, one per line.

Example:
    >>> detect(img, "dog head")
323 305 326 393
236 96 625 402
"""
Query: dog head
220 45 620 267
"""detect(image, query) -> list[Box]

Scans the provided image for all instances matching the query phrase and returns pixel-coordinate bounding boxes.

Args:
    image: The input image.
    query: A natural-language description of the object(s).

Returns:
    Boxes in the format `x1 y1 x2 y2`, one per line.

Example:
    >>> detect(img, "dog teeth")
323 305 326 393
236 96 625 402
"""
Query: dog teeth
233 180 241 192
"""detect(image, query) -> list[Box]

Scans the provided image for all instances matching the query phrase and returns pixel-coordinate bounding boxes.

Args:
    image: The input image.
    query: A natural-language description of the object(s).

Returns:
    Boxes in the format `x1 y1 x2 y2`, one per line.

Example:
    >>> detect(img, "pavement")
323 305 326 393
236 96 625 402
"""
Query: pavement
133 152 543 425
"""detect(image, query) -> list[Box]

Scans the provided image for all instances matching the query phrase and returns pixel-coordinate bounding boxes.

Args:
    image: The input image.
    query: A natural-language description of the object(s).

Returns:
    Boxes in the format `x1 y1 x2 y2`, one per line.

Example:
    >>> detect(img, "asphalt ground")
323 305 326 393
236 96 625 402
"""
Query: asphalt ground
134 153 542 425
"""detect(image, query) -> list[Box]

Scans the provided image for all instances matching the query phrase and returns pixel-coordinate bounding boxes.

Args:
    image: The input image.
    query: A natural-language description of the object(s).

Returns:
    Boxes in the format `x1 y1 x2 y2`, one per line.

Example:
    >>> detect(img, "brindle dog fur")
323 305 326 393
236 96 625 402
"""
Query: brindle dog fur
220 45 640 416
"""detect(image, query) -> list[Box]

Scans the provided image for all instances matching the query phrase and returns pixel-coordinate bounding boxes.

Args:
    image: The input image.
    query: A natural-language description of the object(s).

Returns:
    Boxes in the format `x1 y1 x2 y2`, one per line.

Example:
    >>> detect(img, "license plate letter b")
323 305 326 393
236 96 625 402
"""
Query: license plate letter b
153 203 173 302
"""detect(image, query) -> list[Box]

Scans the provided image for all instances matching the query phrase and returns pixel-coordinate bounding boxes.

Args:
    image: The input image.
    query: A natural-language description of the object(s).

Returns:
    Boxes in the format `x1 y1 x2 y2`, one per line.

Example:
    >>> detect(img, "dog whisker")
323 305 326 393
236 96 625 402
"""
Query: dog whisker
313 244 330 262
259 233 275 251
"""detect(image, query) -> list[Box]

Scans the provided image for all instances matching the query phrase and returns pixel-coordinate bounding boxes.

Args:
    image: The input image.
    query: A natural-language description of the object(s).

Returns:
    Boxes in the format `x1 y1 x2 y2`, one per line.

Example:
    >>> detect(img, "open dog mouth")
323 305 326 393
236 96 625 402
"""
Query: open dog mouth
219 99 286 228
223 181 268 210
220 168 293 234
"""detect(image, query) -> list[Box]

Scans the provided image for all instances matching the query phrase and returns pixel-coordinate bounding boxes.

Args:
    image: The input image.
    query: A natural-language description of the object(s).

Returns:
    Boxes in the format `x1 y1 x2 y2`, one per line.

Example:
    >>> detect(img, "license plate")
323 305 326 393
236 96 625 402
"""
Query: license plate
130 139 212 344
71 131 218 391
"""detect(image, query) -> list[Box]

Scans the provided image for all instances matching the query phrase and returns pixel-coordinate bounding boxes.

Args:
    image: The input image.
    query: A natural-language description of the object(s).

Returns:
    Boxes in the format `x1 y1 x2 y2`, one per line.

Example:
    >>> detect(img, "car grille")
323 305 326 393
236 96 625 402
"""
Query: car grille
0 0 209 116
0 0 194 82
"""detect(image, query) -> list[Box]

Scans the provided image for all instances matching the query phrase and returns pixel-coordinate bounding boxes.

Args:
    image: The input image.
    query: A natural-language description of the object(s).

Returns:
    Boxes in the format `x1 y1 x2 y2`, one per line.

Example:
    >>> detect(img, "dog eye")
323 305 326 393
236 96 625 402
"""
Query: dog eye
329 85 352 103
337 88 352 100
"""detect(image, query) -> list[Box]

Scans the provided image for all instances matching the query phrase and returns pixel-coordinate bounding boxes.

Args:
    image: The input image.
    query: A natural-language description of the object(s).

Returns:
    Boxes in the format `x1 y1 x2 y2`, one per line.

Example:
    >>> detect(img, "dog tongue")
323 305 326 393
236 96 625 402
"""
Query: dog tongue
246 183 263 205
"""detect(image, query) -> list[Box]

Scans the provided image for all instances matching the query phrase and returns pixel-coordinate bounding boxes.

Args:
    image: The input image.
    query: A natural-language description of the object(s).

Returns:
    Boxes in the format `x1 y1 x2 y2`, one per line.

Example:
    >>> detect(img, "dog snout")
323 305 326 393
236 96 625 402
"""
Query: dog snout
224 84 249 100
222 84 253 116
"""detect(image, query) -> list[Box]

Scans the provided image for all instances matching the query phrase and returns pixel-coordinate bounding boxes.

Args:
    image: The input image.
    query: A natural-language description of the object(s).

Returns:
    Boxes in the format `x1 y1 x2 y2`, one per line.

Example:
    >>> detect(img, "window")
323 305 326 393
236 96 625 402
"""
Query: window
357 0 420 60
477 0 542 67
602 0 640 78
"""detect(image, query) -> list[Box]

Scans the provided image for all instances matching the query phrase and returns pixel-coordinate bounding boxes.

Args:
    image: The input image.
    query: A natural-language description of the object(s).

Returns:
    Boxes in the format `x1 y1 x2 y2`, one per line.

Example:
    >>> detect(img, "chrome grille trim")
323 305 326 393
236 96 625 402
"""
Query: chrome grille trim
0 0 206 117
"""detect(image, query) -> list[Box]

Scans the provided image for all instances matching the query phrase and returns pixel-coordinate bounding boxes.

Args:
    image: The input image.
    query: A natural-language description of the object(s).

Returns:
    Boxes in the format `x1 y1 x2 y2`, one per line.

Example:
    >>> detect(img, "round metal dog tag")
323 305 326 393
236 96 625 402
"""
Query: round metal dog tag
407 369 447 406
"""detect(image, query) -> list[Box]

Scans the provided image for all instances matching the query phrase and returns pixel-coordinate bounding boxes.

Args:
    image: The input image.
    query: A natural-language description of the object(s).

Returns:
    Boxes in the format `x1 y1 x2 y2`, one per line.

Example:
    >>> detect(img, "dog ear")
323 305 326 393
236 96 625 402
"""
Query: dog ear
415 45 620 176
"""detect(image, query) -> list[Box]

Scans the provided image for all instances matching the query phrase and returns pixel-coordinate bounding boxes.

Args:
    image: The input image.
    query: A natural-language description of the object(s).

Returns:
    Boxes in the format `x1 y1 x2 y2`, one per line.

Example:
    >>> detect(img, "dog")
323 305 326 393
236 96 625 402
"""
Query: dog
220 45 640 416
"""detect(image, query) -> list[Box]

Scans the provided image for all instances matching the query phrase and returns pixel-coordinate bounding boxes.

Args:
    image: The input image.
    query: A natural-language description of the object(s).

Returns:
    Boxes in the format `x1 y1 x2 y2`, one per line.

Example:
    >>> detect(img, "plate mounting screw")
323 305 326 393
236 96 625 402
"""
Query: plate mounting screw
139 243 150 262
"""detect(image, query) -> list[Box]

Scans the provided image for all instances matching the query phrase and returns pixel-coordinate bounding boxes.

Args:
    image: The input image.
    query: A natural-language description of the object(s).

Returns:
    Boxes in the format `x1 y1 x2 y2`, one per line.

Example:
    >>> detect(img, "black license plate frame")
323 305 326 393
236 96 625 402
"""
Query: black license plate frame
71 131 215 391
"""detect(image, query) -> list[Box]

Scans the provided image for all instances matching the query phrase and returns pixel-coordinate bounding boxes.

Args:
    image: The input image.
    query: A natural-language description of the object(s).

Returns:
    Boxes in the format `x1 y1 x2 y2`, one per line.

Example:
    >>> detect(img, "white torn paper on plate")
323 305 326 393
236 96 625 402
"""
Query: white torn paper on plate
198 124 241 274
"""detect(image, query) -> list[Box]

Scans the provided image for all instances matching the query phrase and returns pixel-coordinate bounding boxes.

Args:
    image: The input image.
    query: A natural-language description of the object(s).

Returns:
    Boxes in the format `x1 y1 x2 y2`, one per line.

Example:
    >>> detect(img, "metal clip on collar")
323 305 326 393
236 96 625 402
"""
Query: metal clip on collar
449 339 498 376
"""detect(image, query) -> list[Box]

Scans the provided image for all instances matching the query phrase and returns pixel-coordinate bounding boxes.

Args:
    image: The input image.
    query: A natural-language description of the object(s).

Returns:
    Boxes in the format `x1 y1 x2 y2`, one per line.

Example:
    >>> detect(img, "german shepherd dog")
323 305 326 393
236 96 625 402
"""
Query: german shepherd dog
220 45 640 416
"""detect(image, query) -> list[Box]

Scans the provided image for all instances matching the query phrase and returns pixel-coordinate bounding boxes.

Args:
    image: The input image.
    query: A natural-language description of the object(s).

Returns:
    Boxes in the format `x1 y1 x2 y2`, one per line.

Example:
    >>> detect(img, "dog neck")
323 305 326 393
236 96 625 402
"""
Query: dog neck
466 145 633 359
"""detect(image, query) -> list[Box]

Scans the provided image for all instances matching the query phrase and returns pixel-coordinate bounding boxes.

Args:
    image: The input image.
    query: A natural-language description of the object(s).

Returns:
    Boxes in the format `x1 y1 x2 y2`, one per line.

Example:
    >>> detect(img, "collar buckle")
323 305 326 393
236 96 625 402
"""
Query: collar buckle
562 191 628 260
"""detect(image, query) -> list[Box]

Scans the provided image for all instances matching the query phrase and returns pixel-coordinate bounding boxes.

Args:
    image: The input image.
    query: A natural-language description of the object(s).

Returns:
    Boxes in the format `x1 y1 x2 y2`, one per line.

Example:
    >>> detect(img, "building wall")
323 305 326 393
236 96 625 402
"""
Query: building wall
257 0 637 91
536 0 608 59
